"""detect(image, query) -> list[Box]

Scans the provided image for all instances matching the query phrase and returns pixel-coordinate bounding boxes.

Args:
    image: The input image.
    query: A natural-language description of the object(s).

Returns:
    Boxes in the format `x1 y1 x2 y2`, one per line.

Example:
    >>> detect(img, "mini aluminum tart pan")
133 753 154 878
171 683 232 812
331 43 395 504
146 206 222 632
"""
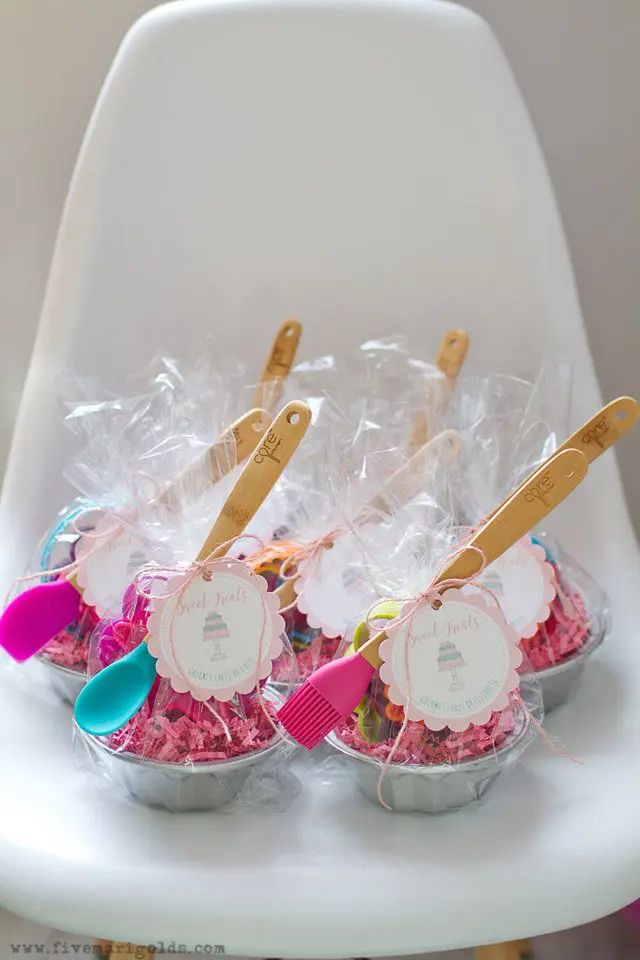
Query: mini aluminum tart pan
326 708 532 814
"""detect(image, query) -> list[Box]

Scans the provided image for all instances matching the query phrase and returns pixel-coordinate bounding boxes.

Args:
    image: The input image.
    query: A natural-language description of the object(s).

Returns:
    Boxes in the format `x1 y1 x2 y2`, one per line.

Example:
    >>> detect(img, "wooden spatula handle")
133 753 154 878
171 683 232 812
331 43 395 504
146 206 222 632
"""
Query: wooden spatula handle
435 448 587 583
159 408 269 508
364 429 461 518
435 329 470 379
555 396 639 464
253 319 302 410
483 397 639 526
409 329 469 452
196 400 311 561
358 447 589 669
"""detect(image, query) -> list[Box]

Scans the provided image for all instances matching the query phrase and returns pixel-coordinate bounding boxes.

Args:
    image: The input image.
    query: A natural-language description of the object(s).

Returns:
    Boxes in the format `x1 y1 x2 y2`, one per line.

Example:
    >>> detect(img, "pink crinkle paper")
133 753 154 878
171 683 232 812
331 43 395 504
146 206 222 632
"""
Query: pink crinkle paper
271 632 340 682
336 708 517 766
521 590 590 671
107 696 279 764
95 592 280 764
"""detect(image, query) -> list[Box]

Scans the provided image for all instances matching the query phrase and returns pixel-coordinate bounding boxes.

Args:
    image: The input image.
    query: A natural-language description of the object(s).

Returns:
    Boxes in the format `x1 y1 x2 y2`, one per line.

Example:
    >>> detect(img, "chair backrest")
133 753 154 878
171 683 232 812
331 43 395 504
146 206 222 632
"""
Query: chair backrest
1 0 633 591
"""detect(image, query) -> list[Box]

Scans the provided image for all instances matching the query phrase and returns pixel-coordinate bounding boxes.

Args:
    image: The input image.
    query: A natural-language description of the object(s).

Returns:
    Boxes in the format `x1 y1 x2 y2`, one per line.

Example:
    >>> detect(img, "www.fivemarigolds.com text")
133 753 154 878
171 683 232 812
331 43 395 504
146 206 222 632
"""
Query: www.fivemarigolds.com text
8 943 226 957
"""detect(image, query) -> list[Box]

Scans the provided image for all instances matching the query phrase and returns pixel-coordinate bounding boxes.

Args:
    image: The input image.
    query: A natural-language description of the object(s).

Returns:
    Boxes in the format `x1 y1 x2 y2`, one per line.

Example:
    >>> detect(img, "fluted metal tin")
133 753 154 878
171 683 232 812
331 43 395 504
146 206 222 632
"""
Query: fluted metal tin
326 708 532 814
74 691 288 811
76 730 286 811
537 622 605 712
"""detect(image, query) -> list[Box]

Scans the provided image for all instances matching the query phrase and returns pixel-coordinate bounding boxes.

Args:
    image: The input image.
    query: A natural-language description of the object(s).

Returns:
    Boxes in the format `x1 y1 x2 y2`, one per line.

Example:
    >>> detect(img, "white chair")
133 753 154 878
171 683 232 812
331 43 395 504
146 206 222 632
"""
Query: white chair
1 1 638 956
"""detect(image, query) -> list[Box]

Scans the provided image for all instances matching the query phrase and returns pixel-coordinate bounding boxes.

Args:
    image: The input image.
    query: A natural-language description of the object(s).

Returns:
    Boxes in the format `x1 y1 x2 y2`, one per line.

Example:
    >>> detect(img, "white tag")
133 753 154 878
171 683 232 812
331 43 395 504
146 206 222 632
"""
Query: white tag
379 589 522 732
294 528 378 638
147 557 284 700
75 515 151 617
474 535 556 638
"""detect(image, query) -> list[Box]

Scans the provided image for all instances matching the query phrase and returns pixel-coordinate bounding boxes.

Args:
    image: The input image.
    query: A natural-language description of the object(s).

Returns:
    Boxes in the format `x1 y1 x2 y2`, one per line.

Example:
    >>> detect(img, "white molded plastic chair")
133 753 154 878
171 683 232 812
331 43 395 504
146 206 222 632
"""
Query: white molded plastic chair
1 0 638 954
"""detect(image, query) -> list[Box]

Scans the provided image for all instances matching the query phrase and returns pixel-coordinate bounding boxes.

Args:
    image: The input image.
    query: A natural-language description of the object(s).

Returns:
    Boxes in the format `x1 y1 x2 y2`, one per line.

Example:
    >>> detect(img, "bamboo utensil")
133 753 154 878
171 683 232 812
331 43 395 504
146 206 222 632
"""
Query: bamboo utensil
277 447 588 748
74 400 312 736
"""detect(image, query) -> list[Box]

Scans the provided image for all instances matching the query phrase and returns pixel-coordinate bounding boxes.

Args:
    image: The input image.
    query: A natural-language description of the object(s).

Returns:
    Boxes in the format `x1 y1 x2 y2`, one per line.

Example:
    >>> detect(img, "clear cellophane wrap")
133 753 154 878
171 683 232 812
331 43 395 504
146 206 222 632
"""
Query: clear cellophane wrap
9 355 237 687
445 365 610 672
242 336 450 683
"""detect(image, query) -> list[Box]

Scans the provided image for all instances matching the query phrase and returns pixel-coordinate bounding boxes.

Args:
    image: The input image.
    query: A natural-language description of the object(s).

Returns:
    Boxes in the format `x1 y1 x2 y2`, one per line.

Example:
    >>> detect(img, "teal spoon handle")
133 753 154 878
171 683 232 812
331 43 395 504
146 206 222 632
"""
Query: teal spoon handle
75 642 157 736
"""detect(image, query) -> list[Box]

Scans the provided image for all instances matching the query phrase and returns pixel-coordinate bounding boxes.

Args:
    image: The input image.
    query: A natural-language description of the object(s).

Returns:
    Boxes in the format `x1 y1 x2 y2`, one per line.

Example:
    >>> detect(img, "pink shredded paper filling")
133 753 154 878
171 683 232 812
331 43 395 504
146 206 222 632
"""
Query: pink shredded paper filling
92 594 280 766
107 698 279 764
272 631 341 681
336 709 517 765
521 590 590 671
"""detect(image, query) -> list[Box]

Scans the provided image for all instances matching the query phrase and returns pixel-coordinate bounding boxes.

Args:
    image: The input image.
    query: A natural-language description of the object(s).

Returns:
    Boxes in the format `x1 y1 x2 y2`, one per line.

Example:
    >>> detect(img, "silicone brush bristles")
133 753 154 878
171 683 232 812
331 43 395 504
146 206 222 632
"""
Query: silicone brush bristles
276 652 376 748
277 685 342 749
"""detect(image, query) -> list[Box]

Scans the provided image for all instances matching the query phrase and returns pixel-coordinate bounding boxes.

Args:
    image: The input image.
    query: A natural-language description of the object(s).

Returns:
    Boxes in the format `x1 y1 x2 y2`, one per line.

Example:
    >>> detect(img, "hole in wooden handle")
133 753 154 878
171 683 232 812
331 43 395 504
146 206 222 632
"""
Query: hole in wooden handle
287 411 300 425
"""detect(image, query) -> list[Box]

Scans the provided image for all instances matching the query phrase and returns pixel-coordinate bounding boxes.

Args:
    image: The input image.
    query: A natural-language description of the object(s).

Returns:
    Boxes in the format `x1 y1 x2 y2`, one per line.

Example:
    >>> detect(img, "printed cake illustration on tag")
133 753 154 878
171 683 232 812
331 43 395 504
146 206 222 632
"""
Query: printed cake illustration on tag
437 639 466 691
202 611 230 662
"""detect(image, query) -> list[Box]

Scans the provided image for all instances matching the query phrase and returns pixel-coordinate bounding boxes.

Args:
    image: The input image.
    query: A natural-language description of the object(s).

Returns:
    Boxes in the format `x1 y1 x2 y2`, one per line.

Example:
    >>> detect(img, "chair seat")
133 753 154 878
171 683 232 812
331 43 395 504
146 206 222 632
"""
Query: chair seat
1 567 640 954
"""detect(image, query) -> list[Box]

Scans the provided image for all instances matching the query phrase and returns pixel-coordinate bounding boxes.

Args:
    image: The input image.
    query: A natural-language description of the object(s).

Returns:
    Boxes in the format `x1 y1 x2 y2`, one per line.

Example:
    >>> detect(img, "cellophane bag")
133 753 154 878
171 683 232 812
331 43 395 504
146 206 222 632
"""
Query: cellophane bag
71 367 302 812
446 366 611 699
317 451 544 814
243 338 451 683
4 355 238 702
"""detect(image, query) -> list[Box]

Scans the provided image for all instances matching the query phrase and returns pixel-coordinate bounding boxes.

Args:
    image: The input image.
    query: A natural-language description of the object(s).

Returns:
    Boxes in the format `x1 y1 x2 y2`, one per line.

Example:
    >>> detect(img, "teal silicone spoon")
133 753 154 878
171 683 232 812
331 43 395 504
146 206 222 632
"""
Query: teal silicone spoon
74 400 311 736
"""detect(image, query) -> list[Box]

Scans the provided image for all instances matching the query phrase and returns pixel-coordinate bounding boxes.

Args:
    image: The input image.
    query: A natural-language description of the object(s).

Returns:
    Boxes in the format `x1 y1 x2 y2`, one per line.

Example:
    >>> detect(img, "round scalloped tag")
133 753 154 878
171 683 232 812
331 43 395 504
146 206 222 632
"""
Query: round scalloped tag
293 528 378 638
75 514 151 617
473 535 556 638
379 589 522 732
147 557 284 701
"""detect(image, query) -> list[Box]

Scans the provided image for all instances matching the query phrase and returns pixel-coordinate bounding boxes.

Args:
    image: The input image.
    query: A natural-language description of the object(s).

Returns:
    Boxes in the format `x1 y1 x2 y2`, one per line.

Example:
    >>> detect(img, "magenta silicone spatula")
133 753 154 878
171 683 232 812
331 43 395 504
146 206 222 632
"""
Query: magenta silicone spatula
0 574 83 662
0 407 269 663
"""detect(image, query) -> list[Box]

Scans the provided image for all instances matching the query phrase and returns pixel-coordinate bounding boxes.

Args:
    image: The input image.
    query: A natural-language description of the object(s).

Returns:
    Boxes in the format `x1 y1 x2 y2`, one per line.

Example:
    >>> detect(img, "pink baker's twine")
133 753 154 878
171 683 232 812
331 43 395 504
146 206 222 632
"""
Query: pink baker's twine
201 699 232 743
5 509 125 606
133 535 295 748
512 692 582 765
264 505 381 614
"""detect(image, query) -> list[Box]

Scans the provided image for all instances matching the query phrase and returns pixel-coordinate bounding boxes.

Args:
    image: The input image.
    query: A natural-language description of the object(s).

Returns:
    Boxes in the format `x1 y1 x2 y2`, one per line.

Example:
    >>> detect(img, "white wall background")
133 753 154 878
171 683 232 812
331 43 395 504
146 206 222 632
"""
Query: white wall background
0 0 638 529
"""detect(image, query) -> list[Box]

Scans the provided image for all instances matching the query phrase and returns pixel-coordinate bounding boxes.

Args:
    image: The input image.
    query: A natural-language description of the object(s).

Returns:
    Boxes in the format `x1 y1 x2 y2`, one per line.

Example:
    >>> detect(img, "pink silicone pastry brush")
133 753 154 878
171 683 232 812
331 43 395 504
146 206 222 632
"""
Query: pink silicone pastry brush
277 447 589 748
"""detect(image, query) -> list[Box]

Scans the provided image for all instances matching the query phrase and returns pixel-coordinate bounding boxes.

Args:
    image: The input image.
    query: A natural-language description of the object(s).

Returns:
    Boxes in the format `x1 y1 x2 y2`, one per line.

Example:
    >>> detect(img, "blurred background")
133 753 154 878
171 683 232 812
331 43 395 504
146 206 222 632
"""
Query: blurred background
0 1 638 955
